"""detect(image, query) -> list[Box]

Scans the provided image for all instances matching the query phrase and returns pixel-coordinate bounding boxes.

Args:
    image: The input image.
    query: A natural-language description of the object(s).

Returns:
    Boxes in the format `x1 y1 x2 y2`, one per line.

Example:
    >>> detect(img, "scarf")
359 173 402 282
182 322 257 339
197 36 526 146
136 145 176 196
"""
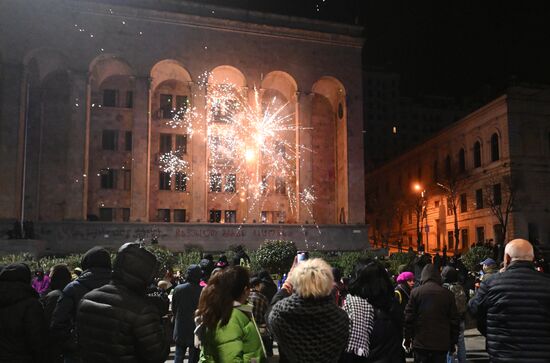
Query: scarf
343 295 375 357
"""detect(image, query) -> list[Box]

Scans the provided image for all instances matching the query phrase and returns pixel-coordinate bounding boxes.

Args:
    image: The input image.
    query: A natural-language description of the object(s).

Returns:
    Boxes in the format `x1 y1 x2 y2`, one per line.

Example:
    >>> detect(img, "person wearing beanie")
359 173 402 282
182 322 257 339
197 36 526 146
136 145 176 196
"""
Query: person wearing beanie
0 263 48 363
76 242 169 363
172 264 203 363
50 246 112 362
395 271 415 315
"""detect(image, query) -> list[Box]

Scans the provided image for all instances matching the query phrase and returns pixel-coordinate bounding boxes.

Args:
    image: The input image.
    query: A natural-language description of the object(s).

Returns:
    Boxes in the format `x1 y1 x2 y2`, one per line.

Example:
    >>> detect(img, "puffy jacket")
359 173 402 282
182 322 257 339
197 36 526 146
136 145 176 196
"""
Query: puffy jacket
76 243 169 363
404 264 459 352
0 263 48 363
200 304 265 363
468 260 550 363
172 265 203 346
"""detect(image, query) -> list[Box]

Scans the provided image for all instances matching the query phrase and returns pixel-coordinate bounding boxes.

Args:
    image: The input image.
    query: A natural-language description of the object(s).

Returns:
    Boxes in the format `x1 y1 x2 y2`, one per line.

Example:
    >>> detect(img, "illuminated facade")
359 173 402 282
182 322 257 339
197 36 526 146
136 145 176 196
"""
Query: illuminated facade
0 0 365 227
365 87 550 251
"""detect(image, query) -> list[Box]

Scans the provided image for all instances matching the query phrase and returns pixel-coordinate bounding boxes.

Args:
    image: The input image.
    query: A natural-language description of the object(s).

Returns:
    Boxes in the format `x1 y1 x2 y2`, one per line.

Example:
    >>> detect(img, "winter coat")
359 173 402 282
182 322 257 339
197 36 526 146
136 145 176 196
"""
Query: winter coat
468 260 550 363
268 294 349 363
41 288 63 328
172 281 203 346
76 243 169 363
404 264 459 352
0 263 48 363
199 304 265 363
394 283 411 315
367 300 406 363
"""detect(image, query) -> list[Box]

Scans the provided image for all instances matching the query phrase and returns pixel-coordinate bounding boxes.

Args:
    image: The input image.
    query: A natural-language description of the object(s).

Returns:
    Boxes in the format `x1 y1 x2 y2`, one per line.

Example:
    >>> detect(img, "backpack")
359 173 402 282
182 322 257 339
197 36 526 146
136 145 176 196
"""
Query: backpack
444 283 467 316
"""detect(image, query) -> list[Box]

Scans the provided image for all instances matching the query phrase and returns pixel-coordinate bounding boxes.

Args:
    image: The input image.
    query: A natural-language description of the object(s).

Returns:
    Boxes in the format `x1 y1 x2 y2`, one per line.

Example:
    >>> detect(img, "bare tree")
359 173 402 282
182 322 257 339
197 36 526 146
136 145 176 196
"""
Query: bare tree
484 175 516 245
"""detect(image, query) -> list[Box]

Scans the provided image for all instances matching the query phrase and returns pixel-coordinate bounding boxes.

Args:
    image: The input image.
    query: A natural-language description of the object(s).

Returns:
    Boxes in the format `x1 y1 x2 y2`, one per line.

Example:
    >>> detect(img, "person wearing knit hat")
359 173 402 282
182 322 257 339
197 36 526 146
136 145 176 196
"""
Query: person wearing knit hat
395 271 415 314
50 246 112 362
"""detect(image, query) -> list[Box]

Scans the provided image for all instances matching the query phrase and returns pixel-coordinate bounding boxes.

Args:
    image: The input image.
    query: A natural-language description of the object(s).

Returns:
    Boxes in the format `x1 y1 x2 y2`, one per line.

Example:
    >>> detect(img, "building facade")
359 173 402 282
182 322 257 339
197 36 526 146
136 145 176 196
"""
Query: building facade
365 86 550 252
0 0 366 233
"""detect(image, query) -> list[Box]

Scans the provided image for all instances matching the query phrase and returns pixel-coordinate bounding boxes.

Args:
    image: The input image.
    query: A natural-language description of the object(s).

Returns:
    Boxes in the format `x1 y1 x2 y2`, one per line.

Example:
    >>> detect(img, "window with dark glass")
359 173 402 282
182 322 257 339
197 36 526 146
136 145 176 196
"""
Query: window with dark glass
275 177 286 194
125 90 133 108
448 231 454 247
159 171 171 190
122 208 130 222
209 210 222 223
460 193 467 213
175 134 187 154
159 134 172 154
260 175 268 195
447 197 454 216
209 173 222 192
476 226 485 243
490 133 499 161
474 141 481 168
493 183 501 205
224 210 237 223
102 130 118 151
461 229 469 249
157 209 170 222
160 94 173 118
99 208 114 221
174 209 186 223
493 224 503 244
475 189 483 209
175 172 187 192
125 131 132 151
103 89 117 107
100 169 116 189
225 174 236 193
175 95 188 113
123 170 131 191
458 148 465 173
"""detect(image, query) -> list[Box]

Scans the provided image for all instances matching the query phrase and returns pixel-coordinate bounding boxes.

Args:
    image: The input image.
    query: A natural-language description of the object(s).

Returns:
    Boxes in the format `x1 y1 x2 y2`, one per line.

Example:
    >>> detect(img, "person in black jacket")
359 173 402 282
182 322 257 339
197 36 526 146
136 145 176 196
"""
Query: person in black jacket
76 242 169 363
172 264 203 363
50 246 112 363
404 264 459 363
469 239 550 362
0 263 48 363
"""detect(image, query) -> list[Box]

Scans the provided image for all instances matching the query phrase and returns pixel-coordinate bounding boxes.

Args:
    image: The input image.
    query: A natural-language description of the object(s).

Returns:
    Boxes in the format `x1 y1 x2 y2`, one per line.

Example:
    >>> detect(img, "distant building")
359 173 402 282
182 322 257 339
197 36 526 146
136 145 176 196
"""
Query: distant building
365 86 550 251
363 68 466 170
0 0 366 228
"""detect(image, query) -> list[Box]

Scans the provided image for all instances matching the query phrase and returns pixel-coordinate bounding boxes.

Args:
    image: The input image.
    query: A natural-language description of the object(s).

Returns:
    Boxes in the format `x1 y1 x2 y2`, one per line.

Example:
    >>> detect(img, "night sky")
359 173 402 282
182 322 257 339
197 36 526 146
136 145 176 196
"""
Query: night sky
193 0 550 99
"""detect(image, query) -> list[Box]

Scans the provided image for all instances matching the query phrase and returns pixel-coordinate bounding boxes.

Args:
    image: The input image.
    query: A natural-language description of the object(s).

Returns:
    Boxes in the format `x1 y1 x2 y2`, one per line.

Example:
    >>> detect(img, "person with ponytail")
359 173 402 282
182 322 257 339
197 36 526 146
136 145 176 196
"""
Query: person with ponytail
196 266 265 363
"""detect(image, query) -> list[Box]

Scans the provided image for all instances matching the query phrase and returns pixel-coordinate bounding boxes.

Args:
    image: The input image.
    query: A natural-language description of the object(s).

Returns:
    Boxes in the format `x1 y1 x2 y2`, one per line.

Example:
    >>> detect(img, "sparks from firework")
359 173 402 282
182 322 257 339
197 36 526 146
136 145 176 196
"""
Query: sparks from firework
158 72 315 222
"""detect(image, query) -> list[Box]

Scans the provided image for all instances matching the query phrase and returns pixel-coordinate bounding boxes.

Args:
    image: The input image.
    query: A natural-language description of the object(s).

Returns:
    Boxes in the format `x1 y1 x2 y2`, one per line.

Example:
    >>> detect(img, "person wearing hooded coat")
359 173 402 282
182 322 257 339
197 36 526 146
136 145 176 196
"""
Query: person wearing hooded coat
50 246 112 363
441 266 467 363
76 242 169 363
0 263 48 363
404 264 459 363
172 264 203 363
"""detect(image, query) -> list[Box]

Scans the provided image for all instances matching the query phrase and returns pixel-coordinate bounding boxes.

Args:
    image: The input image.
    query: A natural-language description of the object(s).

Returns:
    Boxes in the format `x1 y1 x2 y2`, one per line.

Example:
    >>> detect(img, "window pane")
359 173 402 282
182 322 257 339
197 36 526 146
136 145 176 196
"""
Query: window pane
476 226 485 243
103 89 117 107
460 193 467 213
176 134 187 154
476 189 483 209
275 177 286 194
474 142 481 168
125 90 133 108
160 134 172 154
160 94 173 118
157 209 170 222
224 210 236 223
125 131 132 151
209 210 221 223
102 130 118 151
99 208 114 221
491 133 499 161
100 169 116 189
175 173 187 192
210 173 222 192
174 209 186 222
159 171 171 190
225 174 236 193
175 95 188 113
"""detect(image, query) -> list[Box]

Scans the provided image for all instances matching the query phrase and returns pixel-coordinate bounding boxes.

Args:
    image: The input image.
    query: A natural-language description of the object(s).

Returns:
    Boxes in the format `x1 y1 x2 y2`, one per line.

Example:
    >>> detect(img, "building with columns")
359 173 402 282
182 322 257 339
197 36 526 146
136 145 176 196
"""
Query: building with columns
365 86 550 252
0 0 366 251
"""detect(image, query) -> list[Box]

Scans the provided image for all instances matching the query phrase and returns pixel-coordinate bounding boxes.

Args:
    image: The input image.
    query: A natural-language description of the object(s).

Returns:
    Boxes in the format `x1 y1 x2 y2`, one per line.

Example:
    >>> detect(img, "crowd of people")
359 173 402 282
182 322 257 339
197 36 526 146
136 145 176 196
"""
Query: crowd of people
0 238 549 363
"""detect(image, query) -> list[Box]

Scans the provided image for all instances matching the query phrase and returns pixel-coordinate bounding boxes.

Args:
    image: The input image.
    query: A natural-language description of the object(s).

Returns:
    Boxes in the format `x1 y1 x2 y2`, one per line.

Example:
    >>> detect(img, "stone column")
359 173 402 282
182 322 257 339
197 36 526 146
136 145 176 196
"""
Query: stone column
64 70 88 220
130 77 151 222
298 93 314 223
293 91 301 223
190 82 207 222
0 63 24 219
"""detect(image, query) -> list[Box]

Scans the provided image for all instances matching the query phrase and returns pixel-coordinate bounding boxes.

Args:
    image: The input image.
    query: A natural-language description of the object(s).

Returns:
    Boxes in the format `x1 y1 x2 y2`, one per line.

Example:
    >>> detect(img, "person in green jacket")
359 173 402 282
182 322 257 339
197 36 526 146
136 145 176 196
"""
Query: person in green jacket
196 266 265 363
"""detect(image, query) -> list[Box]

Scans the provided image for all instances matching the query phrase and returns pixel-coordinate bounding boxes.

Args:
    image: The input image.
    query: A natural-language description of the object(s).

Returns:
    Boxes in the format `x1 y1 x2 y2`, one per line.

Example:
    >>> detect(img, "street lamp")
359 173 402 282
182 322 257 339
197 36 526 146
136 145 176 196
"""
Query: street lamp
412 183 427 251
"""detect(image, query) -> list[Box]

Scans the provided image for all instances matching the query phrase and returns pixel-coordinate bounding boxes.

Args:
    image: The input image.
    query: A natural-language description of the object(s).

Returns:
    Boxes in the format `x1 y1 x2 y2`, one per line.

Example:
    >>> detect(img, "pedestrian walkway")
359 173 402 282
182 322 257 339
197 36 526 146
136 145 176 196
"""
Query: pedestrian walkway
165 329 488 362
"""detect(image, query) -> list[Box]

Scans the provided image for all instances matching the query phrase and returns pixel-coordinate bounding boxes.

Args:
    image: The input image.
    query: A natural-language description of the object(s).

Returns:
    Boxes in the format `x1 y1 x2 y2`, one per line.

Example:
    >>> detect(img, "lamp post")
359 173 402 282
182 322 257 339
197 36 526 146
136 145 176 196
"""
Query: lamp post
413 183 427 251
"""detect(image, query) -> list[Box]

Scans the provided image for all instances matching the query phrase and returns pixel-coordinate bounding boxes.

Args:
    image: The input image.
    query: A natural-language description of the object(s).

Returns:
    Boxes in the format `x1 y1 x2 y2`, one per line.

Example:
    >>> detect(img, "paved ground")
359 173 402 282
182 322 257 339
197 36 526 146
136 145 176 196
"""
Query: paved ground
166 329 488 363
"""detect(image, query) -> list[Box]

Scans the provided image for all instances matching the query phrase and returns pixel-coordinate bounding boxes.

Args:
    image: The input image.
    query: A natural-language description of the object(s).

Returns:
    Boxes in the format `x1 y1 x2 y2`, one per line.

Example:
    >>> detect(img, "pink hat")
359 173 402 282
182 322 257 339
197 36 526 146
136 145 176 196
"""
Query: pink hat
397 271 414 283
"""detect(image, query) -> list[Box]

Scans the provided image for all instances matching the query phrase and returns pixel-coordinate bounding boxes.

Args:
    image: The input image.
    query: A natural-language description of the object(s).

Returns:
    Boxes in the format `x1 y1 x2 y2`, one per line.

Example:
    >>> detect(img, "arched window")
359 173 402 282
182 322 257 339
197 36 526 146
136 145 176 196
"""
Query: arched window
458 148 466 173
491 133 500 161
474 141 481 168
